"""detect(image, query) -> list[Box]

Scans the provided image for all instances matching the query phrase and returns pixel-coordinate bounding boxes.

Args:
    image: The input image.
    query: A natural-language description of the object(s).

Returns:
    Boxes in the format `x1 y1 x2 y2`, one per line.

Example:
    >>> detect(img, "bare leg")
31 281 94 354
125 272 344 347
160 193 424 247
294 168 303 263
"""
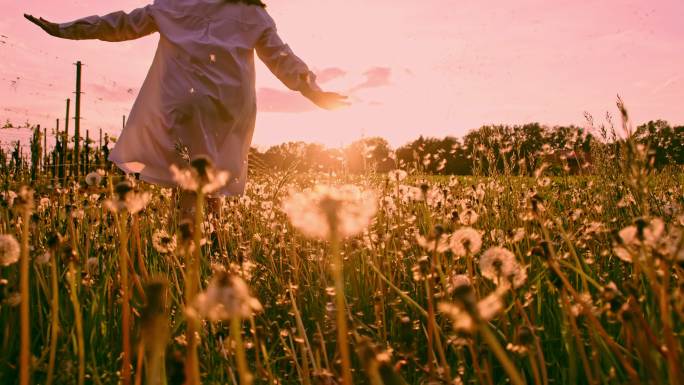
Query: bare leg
206 196 223 221
179 190 196 223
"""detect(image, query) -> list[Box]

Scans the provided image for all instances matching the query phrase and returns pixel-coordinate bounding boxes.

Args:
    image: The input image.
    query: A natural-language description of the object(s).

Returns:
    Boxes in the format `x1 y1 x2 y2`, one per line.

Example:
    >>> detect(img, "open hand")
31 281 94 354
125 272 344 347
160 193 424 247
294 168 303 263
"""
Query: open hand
24 14 60 37
302 89 350 110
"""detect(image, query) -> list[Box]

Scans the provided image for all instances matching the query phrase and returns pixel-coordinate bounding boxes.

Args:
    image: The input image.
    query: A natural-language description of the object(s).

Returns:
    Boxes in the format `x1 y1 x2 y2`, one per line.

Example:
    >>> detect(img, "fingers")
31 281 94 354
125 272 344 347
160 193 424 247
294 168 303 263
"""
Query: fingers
24 14 38 24
24 14 59 36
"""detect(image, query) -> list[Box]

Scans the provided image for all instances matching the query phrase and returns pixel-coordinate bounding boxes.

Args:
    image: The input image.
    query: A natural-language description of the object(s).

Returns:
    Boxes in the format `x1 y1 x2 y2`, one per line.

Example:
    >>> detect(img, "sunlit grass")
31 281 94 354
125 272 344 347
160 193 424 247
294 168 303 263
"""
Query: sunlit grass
0 137 682 385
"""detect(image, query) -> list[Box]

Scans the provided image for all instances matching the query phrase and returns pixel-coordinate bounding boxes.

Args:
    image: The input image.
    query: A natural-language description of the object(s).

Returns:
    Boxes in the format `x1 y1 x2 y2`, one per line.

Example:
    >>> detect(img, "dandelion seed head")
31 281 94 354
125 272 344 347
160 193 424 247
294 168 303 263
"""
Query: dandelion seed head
170 155 230 194
282 185 377 240
85 171 103 187
105 181 151 214
152 230 177 254
388 169 407 182
479 247 526 288
459 209 479 226
438 302 474 332
450 227 482 256
195 271 262 321
0 234 20 266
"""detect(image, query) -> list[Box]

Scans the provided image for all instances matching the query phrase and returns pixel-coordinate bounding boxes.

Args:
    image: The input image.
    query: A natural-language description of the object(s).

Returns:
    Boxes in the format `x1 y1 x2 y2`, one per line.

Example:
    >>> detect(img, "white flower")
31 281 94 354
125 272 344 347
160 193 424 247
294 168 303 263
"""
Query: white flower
479 247 527 288
282 185 377 240
195 271 262 321
450 227 482 257
0 234 20 266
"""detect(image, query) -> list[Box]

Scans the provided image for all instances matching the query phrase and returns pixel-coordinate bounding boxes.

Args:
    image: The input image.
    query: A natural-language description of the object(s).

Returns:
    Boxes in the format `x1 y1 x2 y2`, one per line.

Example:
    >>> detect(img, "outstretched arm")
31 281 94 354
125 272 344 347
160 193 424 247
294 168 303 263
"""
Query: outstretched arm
256 16 348 110
24 6 156 42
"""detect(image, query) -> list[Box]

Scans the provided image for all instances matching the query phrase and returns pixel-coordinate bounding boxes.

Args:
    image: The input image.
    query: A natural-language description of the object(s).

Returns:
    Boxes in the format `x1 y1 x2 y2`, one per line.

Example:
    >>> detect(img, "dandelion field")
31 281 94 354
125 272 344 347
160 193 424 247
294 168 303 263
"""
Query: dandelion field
1 123 683 385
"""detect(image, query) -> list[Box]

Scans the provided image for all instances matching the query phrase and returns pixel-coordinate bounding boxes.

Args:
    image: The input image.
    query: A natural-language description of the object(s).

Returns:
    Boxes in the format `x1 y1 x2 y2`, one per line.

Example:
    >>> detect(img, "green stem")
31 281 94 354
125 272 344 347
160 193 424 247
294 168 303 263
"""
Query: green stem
331 231 353 385
231 316 253 385
19 208 31 385
117 213 132 385
479 323 527 385
185 190 204 385
46 253 60 385
67 262 85 385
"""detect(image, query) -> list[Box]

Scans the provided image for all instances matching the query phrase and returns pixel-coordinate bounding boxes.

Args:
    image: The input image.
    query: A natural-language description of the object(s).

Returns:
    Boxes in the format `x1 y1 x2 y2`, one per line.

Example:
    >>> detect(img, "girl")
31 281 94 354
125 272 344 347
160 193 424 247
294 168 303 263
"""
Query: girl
25 0 348 212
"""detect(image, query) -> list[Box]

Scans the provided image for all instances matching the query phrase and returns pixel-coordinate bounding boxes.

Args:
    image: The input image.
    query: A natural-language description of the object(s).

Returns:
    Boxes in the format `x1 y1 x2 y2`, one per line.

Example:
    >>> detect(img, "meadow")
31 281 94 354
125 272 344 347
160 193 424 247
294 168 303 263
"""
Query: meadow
0 124 683 385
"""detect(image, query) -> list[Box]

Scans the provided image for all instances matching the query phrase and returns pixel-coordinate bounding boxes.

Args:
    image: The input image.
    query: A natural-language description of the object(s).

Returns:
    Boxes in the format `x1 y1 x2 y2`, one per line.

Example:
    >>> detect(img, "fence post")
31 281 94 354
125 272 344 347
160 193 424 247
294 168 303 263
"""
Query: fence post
74 61 82 178
63 98 70 184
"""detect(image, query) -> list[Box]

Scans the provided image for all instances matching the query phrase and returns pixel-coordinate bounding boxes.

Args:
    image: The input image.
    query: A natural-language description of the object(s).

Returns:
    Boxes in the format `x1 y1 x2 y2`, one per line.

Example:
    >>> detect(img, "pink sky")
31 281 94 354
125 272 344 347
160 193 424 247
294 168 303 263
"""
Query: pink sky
1 0 683 149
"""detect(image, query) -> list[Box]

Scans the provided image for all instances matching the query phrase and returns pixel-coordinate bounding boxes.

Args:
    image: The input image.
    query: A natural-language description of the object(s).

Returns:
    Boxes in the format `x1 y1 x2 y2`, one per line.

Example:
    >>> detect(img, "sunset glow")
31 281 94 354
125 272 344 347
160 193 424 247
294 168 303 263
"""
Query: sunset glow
2 0 683 148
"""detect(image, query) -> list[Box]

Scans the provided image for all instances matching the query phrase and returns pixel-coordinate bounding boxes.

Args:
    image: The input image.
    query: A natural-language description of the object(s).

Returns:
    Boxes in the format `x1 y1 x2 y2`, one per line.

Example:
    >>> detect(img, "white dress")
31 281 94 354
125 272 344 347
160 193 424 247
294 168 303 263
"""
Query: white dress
56 0 318 195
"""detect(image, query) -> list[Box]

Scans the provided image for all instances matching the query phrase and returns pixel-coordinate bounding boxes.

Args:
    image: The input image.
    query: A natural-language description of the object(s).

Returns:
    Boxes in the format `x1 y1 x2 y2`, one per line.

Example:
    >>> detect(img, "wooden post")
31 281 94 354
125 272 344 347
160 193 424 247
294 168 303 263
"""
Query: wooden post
85 130 90 173
43 126 47 174
74 61 82 178
54 119 59 179
98 128 103 169
63 98 70 183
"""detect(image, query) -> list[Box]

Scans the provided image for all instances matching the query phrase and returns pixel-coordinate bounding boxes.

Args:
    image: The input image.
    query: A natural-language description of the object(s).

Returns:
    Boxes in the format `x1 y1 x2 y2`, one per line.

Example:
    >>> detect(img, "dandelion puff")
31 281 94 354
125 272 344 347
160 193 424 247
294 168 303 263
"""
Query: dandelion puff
104 181 151 214
281 184 377 240
170 155 230 194
476 288 506 321
439 287 507 333
447 273 472 294
537 177 551 187
194 270 262 322
612 245 633 263
152 230 177 254
0 234 20 266
438 302 474 332
388 169 407 182
459 209 479 226
510 228 526 243
450 227 482 257
619 218 665 248
35 250 51 265
479 247 527 288
416 233 450 253
85 171 103 187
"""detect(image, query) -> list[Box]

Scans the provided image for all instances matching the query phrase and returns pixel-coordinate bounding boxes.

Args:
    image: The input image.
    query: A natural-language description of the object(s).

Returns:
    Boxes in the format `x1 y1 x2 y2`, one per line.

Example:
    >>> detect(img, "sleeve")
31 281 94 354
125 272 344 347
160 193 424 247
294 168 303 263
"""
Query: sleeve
255 15 319 93
57 6 157 42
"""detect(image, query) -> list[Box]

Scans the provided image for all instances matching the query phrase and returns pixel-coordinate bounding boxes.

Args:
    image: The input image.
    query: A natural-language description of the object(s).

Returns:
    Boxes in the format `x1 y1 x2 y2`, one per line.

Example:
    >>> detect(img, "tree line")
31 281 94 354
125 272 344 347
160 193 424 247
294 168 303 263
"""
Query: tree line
250 120 683 176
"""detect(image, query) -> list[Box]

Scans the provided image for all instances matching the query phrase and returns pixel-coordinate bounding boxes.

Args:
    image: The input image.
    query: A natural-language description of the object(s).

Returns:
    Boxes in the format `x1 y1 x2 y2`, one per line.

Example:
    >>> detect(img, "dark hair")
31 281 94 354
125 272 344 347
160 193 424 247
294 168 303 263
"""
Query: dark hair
226 0 266 7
